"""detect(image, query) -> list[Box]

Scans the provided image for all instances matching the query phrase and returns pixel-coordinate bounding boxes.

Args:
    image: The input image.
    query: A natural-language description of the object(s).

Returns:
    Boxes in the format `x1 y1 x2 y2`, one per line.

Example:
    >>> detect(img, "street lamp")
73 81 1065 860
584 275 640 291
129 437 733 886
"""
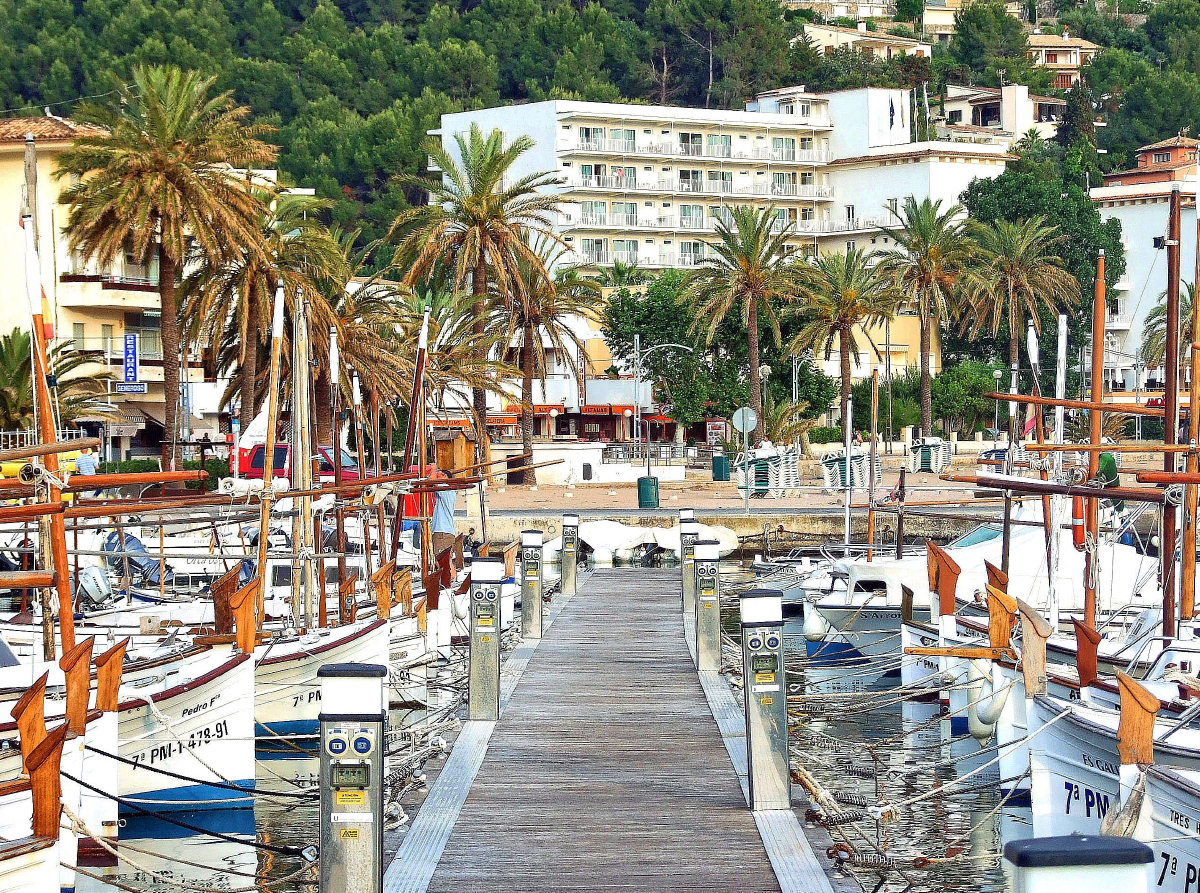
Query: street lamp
632 335 694 466
549 407 559 440
992 368 1003 447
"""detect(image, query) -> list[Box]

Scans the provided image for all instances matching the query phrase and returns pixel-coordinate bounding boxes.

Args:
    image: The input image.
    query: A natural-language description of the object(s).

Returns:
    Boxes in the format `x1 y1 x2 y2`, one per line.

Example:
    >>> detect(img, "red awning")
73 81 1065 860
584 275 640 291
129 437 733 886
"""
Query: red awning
610 405 635 416
503 404 564 416
580 405 610 415
486 414 518 425
644 414 674 423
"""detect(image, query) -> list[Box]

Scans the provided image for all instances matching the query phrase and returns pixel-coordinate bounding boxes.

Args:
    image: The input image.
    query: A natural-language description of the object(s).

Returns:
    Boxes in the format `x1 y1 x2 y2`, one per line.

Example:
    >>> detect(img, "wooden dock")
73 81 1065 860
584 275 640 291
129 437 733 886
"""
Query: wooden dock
385 568 833 893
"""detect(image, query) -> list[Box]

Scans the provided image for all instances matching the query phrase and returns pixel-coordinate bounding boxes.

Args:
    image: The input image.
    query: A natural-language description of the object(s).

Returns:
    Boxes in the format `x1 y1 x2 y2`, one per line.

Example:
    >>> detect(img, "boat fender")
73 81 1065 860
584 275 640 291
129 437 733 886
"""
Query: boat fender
803 605 828 642
1072 495 1086 551
965 659 999 741
1101 767 1147 838
975 664 1011 727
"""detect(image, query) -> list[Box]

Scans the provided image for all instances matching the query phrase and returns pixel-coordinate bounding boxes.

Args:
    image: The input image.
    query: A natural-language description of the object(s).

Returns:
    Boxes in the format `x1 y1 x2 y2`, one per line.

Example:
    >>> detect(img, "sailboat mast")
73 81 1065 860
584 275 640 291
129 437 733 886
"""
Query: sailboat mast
1084 250 1106 629
20 202 75 658
331 327 348 624
1164 183 1183 638
256 283 287 626
1182 191 1200 622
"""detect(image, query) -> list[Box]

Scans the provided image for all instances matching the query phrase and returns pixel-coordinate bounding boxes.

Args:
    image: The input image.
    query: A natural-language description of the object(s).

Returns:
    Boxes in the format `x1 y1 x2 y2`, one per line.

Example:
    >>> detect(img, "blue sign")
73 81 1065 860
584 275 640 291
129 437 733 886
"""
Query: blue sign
113 382 148 395
123 334 139 383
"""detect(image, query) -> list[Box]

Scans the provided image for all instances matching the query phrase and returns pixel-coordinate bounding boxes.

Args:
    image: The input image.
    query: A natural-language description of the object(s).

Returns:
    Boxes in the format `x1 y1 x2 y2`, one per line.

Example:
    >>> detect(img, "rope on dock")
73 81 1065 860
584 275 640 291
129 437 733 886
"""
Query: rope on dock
82 744 318 800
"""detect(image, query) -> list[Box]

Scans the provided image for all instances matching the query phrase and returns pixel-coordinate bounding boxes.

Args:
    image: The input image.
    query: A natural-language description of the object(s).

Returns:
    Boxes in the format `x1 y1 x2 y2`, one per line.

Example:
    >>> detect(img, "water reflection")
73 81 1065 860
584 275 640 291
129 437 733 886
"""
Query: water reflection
790 648 1032 892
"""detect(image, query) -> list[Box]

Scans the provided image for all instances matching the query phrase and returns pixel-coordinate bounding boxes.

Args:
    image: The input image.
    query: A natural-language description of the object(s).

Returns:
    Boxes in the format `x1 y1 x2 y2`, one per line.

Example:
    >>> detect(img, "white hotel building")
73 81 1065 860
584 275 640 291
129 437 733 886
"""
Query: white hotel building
429 88 1013 449
431 86 1013 271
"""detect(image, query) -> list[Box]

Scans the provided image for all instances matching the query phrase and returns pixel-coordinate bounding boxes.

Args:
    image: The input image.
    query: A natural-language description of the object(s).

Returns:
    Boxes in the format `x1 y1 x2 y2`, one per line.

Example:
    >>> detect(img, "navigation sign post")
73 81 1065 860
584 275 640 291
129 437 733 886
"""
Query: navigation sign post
731 407 757 516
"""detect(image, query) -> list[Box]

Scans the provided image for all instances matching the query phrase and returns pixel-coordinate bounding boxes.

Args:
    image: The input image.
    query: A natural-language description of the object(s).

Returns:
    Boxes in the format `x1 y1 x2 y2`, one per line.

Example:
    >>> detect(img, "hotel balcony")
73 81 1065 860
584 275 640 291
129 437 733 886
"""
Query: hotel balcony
566 139 831 163
568 176 833 199
1108 313 1133 330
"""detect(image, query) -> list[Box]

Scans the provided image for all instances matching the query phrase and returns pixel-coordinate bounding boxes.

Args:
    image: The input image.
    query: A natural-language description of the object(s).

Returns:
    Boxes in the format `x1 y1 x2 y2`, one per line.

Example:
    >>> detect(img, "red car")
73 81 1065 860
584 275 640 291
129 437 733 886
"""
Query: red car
232 444 363 483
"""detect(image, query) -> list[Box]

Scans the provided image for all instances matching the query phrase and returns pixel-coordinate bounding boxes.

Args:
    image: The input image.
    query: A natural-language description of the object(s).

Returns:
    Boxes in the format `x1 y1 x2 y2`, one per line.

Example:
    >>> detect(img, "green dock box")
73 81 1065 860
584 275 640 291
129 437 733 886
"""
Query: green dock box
637 475 660 509
712 454 730 482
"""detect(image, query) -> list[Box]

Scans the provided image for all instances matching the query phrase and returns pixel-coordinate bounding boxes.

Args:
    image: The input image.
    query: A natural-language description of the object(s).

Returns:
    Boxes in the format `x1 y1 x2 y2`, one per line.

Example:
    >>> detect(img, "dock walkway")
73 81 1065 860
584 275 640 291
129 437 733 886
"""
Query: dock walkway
384 568 832 893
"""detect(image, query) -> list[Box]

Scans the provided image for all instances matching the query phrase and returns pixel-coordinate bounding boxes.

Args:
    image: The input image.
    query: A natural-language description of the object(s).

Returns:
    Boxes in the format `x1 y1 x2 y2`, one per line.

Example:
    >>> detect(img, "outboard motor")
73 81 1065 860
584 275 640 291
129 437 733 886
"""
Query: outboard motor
74 565 114 611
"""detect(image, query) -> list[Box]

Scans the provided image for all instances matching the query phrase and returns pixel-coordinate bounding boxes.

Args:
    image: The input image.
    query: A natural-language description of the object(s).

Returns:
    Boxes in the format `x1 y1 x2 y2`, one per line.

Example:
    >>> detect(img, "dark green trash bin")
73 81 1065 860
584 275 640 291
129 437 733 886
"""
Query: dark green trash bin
712 454 730 482
637 475 660 509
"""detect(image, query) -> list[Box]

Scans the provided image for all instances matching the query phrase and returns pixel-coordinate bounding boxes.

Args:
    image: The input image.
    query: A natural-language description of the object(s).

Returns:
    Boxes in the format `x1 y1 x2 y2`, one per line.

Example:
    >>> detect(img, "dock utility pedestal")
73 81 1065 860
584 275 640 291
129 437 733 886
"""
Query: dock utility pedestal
680 510 698 617
561 513 579 597
740 589 790 811
318 663 387 893
469 557 506 721
1003 835 1153 893
694 540 721 671
521 529 544 639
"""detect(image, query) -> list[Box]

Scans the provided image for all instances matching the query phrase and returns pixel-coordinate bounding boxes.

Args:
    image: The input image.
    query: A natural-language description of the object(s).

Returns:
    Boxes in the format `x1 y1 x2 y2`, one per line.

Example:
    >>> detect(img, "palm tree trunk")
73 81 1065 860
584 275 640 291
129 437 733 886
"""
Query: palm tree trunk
159 248 182 472
747 297 762 445
919 311 932 436
521 324 536 485
471 256 490 469
240 290 259 422
840 331 853 434
314 367 333 448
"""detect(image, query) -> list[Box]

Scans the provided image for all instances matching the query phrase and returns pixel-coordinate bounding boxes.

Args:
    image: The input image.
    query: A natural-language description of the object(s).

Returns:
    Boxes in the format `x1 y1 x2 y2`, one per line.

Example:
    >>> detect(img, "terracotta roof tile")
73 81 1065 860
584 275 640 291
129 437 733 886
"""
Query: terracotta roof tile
0 116 107 144
1138 135 1200 152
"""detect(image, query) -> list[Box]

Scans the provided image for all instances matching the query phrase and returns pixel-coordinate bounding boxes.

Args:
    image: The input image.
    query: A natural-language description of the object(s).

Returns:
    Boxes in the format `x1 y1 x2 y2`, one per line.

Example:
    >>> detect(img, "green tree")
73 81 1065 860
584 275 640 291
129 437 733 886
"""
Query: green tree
959 217 1083 383
949 2 1048 89
1140 282 1197 368
790 248 900 427
931 360 1003 434
497 238 601 483
880 197 973 437
388 123 562 452
57 65 276 469
0 329 114 430
681 205 798 443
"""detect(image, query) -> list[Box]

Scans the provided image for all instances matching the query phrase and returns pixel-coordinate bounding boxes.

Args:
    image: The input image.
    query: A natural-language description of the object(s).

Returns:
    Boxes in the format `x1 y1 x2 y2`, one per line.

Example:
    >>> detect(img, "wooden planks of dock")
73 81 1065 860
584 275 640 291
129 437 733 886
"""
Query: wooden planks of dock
386 567 826 893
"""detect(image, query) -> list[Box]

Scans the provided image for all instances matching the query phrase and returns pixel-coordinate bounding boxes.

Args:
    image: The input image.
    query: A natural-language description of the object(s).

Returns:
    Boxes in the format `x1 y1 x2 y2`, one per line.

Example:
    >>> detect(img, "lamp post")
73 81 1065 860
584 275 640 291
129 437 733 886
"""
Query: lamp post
549 407 559 440
992 368 1003 447
631 337 694 462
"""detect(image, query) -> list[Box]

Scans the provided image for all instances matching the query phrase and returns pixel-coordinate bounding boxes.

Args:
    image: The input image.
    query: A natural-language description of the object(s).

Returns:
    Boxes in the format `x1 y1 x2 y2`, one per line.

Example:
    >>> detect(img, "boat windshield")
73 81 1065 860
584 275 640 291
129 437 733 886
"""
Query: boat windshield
949 524 1003 548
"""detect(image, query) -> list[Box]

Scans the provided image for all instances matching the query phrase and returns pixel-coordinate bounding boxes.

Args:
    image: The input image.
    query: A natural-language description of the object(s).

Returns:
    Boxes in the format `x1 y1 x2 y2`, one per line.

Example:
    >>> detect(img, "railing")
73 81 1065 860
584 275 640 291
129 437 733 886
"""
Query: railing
582 251 611 265
679 143 704 156
791 214 900 234
612 251 640 265
706 143 733 158
0 429 88 450
706 180 734 194
677 253 705 266
1109 313 1134 329
581 213 608 226
678 180 703 193
611 212 638 226
679 216 706 230
601 443 715 466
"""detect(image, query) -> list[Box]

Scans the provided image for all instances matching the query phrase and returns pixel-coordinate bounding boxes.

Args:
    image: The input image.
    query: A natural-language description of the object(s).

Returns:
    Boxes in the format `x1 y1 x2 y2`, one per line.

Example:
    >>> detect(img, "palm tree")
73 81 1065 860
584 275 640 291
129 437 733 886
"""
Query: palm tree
960 217 1082 384
758 389 820 456
1141 282 1196 368
594 261 654 287
497 238 602 483
181 191 350 422
681 205 797 444
0 329 115 430
57 65 276 469
790 248 901 428
879 197 973 436
388 124 563 456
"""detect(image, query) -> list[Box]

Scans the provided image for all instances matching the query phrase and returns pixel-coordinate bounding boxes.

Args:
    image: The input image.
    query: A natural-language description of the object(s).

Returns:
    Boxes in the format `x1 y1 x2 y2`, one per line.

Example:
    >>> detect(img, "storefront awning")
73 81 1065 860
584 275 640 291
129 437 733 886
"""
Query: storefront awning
486 414 518 425
643 414 675 423
503 404 565 416
610 405 635 416
580 405 611 415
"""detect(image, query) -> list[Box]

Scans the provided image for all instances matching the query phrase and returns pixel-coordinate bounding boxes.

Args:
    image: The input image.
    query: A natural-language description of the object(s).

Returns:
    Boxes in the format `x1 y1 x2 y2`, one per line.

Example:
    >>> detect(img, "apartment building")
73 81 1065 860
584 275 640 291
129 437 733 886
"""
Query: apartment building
784 0 893 20
936 84 1064 146
1102 135 1199 187
803 22 932 58
1089 177 1197 393
432 88 1011 431
1 116 226 459
1027 29 1100 89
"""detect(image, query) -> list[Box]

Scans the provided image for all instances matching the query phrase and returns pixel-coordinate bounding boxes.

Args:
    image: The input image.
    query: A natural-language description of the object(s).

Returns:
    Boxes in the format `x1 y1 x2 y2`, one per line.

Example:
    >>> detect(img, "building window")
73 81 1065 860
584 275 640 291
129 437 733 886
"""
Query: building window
1153 152 1172 164
680 241 704 265
102 324 114 356
772 137 797 161
801 207 815 221
846 240 856 252
886 197 899 215
845 205 855 221
1045 52 1058 63
772 172 798 195
680 205 704 229
581 238 608 263
611 201 637 225
800 171 815 185
706 133 732 157
947 109 963 124
679 170 702 193
72 322 86 351
613 239 638 263
579 125 605 149
799 102 811 117
611 128 636 151
580 200 607 225
1054 73 1074 88
679 132 703 156
613 165 637 188
707 170 733 193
